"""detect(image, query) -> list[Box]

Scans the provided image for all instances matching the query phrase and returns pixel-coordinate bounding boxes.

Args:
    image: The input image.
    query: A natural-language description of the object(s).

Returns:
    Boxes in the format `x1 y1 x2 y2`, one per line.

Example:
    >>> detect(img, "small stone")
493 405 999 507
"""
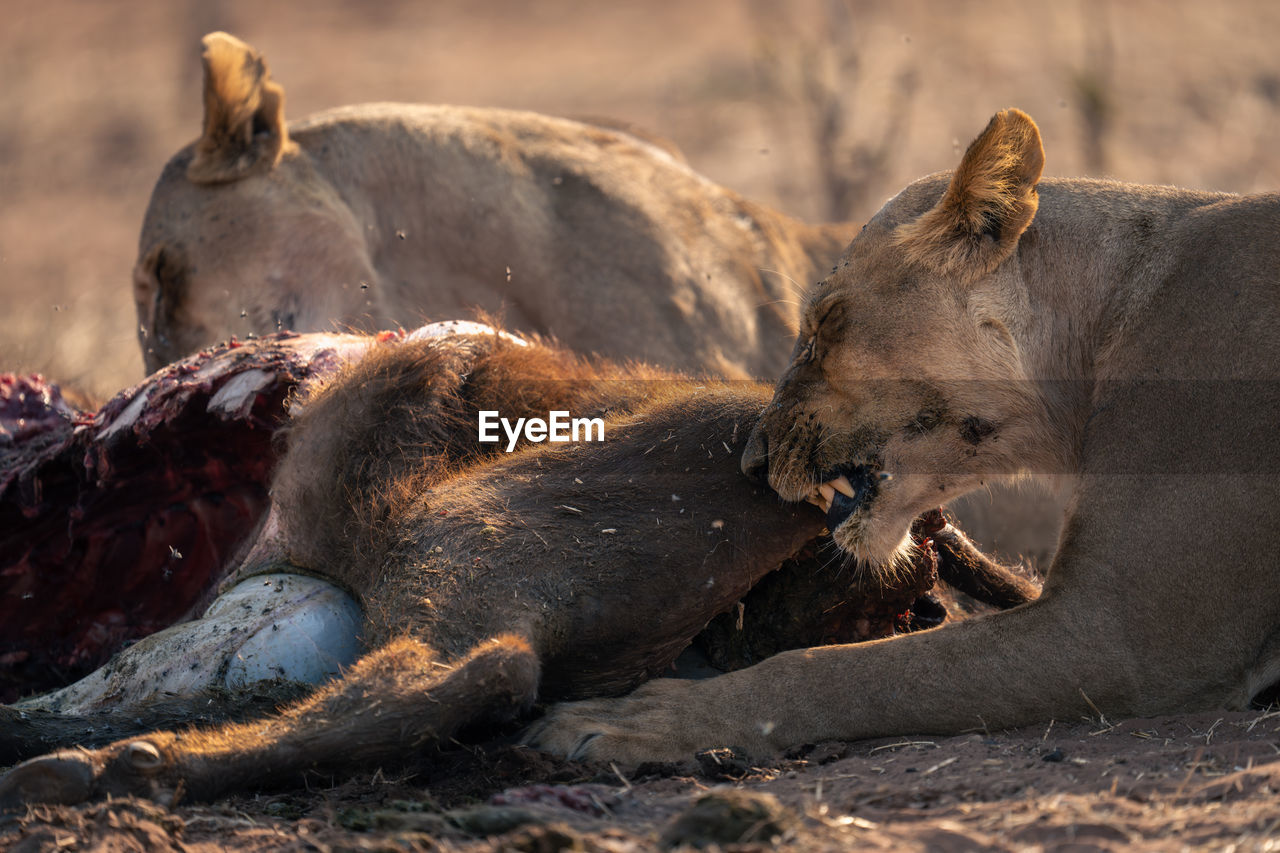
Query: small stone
660 788 796 848
695 746 751 780
496 822 584 853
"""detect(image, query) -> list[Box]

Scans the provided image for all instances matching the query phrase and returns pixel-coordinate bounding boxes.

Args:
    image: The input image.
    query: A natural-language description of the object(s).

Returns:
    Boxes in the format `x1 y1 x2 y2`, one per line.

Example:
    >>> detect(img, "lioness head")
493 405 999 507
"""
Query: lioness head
743 109 1047 573
133 33 377 373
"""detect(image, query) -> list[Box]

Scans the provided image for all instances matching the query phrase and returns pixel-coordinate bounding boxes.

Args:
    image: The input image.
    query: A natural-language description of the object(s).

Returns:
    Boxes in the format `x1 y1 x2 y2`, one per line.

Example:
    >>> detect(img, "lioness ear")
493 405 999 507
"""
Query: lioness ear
895 109 1044 279
187 32 294 185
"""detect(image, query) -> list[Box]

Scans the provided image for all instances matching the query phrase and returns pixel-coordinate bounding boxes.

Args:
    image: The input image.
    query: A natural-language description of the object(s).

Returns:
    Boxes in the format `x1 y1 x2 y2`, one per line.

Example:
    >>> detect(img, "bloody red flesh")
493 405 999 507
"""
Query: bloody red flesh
0 336 327 701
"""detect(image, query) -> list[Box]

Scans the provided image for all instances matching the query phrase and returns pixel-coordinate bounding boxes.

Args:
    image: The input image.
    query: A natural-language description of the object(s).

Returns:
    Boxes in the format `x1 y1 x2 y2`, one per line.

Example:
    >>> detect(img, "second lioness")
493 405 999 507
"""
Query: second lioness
134 32 848 378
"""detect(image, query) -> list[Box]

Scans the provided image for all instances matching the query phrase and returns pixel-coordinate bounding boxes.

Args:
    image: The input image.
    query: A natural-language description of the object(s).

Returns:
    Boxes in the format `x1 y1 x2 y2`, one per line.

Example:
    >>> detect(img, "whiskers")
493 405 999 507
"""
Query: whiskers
870 538 926 588
830 519 920 589
809 518 921 593
756 267 810 302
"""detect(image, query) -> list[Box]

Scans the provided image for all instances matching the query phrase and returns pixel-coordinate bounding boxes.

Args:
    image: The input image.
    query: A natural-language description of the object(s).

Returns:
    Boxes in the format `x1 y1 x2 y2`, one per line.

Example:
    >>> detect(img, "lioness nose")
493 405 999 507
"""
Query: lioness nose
740 427 769 481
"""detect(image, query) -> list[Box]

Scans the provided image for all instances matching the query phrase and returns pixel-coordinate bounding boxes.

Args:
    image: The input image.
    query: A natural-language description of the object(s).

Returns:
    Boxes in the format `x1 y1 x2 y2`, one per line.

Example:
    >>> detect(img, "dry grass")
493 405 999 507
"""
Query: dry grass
3 0 1279 400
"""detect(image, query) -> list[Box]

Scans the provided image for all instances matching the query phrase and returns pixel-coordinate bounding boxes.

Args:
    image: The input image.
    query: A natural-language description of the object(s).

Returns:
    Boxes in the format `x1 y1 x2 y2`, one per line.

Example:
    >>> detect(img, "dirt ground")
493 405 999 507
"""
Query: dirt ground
5 708 1280 851
5 1 1280 849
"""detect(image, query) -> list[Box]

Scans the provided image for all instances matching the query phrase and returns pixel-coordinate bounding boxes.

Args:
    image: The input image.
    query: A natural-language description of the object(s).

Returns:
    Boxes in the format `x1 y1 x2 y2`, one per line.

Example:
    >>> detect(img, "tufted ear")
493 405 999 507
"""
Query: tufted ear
187 32 294 185
894 109 1044 280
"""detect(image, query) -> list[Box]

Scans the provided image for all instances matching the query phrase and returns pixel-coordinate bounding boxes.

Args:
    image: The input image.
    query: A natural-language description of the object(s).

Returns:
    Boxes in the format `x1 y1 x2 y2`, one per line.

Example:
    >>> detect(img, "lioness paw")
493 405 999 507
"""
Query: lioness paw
524 704 693 764
524 679 730 765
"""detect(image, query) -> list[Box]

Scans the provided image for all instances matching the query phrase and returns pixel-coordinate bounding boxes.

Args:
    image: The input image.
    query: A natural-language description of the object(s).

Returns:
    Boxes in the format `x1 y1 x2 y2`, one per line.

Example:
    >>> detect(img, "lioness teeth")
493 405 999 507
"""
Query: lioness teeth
806 483 836 512
831 475 857 499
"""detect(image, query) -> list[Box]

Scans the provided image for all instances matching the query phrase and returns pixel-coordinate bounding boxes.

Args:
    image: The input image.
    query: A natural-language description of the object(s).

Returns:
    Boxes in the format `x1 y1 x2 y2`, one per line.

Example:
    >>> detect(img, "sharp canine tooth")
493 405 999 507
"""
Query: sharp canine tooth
820 483 835 503
832 476 856 499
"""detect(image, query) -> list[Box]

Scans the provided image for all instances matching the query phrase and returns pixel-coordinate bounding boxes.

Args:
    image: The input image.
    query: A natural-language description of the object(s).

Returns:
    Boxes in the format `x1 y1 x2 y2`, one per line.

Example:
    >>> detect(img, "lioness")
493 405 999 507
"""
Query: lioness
524 108 1280 762
0 329 1031 806
134 32 849 379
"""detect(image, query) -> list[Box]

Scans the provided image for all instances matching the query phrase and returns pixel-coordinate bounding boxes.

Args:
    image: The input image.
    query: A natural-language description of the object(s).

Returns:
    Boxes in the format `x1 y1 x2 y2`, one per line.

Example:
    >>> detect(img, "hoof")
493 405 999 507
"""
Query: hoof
124 740 164 773
0 751 95 811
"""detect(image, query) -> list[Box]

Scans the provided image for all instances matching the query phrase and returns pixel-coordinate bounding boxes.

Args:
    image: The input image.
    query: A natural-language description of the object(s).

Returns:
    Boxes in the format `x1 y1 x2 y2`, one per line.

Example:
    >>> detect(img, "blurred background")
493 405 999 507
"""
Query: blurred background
3 0 1279 399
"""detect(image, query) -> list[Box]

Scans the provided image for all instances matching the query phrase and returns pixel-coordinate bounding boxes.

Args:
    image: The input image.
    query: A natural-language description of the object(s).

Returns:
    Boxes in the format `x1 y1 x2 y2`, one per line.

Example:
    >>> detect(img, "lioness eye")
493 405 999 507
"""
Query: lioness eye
800 336 816 363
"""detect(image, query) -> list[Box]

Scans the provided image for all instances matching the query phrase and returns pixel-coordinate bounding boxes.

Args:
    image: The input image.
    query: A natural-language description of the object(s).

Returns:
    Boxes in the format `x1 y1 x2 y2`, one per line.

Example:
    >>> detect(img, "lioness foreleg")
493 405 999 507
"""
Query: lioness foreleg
525 594 1131 764
0 635 540 808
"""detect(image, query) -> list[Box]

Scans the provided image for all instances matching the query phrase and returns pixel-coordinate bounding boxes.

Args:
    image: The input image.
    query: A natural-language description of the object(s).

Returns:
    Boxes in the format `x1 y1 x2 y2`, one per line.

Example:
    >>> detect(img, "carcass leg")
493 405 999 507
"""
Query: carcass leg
0 634 540 808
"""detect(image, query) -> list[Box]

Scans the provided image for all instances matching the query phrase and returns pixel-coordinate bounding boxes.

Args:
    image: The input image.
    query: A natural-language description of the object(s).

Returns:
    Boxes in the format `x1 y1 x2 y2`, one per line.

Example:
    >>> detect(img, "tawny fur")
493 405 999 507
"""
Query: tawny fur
523 108 1280 764
273 334 677 580
134 32 850 379
0 338 827 806
187 33 293 184
892 109 1043 278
